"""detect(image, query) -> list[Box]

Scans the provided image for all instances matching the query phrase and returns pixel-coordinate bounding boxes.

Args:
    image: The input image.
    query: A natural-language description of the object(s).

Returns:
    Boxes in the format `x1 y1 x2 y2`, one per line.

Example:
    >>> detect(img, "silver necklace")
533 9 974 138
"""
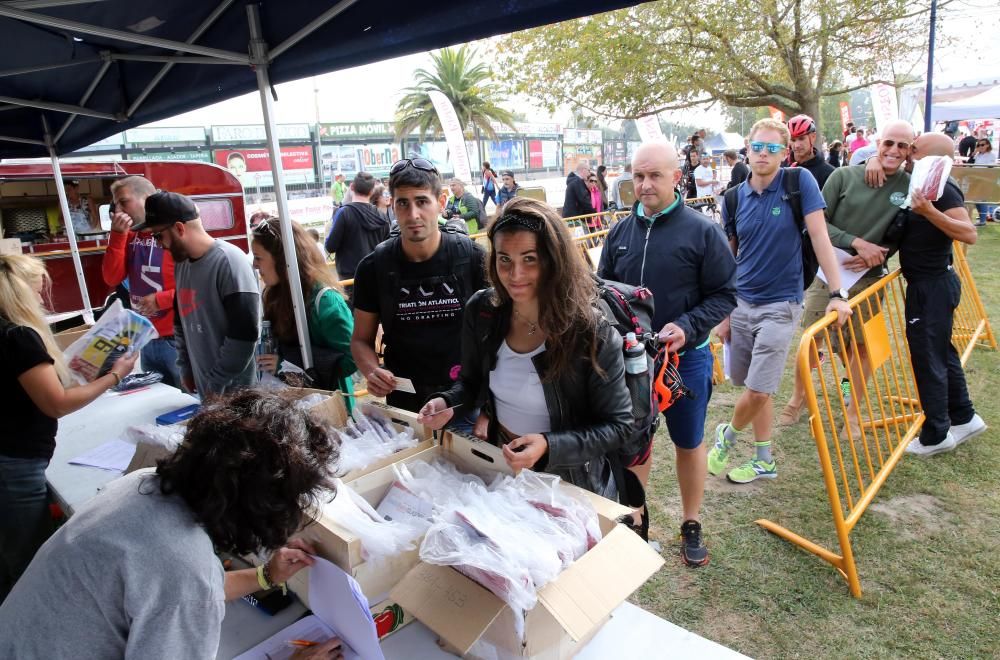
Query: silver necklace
513 308 538 336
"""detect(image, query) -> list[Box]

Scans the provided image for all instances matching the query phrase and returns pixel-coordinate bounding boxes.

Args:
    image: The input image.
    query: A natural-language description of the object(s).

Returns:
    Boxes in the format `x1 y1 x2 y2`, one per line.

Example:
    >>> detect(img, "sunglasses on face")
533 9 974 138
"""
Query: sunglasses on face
881 139 911 150
389 158 438 176
977 142 989 147
749 141 785 154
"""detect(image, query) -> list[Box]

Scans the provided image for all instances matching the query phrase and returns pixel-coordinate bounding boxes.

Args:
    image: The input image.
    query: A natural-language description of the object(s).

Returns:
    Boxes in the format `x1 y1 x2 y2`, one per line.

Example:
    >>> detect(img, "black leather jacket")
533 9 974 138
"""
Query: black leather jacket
437 289 633 496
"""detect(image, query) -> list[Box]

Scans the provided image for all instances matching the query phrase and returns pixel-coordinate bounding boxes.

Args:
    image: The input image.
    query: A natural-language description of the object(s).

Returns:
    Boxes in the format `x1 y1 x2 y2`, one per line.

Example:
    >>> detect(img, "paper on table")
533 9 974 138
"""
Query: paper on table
816 247 867 292
232 614 339 660
309 557 385 660
68 439 136 472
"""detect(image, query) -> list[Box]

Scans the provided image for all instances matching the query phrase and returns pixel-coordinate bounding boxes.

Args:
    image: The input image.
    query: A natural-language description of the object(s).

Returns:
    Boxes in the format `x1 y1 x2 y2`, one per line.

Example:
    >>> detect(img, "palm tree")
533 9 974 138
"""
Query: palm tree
394 46 516 157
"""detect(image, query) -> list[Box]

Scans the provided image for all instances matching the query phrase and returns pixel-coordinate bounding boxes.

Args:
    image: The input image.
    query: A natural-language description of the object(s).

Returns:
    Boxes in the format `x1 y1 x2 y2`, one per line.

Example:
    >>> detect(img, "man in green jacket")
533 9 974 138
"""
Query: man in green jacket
779 120 915 431
330 172 348 207
444 179 486 233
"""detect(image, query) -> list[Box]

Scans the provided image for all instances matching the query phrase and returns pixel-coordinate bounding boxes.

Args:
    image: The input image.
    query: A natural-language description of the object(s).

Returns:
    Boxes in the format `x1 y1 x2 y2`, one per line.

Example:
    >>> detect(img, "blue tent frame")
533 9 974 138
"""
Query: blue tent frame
0 0 640 363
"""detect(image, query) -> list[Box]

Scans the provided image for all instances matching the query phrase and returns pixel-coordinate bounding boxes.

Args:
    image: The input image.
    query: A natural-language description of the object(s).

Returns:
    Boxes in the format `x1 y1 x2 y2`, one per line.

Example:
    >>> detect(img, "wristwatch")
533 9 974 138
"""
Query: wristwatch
829 288 849 301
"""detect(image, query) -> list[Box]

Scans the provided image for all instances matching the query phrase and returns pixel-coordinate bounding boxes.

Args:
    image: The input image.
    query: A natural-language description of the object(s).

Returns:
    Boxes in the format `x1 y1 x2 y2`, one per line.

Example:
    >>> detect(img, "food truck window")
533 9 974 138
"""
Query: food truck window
196 198 235 231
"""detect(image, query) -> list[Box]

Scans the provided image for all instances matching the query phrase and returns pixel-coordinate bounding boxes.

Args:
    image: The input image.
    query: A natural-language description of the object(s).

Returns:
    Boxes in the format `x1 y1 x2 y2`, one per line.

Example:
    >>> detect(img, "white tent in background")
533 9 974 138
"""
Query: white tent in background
704 132 745 153
932 86 1000 122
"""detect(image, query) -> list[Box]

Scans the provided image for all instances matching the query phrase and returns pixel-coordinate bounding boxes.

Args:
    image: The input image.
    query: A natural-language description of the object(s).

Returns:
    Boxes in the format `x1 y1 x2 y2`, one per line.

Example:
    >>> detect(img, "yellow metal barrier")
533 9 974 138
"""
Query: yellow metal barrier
950 243 997 363
757 271 920 597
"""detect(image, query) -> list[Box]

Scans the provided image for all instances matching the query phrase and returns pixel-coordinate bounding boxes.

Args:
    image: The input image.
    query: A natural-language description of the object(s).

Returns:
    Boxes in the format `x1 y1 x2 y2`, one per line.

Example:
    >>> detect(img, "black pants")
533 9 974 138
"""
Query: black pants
905 271 975 445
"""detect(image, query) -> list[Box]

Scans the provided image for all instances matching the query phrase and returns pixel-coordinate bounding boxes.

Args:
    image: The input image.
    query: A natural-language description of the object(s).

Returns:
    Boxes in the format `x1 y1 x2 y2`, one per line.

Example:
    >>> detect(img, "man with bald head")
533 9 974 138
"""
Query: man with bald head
780 119 917 431
898 132 986 455
563 161 596 219
598 141 736 566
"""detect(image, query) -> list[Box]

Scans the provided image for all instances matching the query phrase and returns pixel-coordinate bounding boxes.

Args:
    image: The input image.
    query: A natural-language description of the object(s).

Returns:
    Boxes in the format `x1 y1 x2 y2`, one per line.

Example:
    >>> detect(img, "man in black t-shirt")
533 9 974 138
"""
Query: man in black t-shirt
901 133 987 457
350 158 486 421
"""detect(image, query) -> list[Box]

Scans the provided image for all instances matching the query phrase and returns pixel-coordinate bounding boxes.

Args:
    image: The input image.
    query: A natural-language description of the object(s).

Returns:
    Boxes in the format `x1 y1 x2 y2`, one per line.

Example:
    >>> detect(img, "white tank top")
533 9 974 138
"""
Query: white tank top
490 340 551 436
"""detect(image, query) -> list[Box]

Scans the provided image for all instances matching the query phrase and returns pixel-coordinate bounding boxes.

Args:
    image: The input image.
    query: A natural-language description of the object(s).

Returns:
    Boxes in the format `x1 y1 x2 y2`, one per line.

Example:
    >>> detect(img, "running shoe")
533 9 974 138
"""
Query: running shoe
950 414 987 446
680 520 709 567
707 424 733 476
726 458 777 483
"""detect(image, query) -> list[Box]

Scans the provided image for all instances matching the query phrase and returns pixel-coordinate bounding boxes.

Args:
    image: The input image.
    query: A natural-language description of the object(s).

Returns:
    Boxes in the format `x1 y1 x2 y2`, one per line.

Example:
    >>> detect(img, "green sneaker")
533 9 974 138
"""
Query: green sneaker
707 424 733 476
726 458 777 484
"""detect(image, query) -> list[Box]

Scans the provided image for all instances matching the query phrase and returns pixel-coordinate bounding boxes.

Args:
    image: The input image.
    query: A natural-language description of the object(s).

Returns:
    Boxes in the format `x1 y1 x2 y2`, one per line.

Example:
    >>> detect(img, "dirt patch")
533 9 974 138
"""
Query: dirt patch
869 494 956 540
703 475 769 495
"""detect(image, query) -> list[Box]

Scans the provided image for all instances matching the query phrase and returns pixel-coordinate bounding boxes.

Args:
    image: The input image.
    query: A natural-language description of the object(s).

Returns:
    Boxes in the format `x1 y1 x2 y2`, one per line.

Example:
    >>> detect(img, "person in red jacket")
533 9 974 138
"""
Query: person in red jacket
101 176 180 387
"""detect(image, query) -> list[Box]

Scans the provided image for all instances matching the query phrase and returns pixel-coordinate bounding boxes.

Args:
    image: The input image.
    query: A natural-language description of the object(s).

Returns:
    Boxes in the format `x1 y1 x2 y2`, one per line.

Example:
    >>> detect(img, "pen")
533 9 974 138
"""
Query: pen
117 386 151 396
424 404 460 417
287 639 318 648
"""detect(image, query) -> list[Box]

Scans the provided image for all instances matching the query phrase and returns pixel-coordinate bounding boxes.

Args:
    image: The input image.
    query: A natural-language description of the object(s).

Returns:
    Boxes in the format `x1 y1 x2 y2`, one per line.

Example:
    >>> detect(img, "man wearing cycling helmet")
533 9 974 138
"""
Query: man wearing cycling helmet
786 114 836 189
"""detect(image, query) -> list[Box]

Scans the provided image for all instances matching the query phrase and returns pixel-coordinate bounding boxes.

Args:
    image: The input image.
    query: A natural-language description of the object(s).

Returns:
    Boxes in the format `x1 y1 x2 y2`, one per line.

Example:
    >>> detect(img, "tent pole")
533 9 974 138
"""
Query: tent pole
924 0 937 132
247 4 313 369
44 117 94 323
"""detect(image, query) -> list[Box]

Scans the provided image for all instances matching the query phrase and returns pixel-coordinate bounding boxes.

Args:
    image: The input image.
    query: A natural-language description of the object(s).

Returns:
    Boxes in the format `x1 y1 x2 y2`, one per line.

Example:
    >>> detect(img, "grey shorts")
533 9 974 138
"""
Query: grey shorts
729 298 804 394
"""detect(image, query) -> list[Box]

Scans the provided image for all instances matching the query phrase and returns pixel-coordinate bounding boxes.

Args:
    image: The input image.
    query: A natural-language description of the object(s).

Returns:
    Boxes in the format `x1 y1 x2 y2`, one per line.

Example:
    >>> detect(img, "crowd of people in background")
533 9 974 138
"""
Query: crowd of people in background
0 108 993 656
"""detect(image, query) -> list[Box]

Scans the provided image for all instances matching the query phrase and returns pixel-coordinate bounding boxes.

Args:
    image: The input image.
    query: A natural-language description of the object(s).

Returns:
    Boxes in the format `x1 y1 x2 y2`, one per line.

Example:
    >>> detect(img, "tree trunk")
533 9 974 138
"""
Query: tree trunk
802 96 823 144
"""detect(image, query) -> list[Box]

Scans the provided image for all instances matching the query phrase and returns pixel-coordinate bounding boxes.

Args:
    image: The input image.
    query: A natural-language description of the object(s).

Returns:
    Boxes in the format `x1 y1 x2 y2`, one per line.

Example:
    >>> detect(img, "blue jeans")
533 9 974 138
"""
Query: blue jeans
141 336 179 388
662 344 715 449
975 204 995 223
0 455 52 603
446 407 480 436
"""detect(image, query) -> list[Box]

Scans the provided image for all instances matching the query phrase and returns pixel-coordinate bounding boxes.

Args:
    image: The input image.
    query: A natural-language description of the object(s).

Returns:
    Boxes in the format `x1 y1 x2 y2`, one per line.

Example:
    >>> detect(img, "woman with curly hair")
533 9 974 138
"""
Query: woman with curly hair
252 217 356 408
0 389 342 659
418 197 632 497
1 254 137 602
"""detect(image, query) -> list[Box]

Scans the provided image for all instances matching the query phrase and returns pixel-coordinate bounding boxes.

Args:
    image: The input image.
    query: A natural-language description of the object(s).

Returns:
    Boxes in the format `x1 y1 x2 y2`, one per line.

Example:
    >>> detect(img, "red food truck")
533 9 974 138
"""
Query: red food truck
0 160 249 316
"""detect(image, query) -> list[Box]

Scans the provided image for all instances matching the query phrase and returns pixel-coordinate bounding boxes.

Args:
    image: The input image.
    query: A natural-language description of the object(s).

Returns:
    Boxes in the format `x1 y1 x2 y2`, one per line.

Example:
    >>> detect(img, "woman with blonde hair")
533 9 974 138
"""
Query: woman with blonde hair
251 218 357 410
1 254 137 602
418 197 632 497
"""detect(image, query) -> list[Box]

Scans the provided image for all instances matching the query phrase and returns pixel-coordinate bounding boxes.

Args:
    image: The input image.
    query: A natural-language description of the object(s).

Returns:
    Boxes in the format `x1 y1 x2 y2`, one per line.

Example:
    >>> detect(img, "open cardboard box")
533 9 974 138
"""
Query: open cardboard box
291 432 656 654
54 324 92 351
391 511 664 659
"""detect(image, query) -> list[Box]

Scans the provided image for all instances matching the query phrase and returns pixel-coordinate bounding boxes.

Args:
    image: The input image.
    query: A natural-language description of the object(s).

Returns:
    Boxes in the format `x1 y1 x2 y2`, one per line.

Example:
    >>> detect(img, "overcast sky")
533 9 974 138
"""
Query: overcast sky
145 1 1000 134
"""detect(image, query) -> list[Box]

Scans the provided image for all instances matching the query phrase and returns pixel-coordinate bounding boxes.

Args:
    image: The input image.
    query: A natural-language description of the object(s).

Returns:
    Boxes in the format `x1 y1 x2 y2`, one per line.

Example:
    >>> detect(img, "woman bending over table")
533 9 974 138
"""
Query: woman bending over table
419 197 632 498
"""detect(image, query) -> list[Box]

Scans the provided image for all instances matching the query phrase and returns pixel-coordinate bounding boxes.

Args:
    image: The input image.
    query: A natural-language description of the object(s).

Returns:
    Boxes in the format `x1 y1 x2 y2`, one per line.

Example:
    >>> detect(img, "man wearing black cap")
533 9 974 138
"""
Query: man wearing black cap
133 192 261 396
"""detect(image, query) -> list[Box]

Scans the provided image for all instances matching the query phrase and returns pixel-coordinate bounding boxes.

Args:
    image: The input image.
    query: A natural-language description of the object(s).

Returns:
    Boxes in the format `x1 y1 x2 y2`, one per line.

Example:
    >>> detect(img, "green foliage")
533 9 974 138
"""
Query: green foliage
394 45 516 141
498 0 938 123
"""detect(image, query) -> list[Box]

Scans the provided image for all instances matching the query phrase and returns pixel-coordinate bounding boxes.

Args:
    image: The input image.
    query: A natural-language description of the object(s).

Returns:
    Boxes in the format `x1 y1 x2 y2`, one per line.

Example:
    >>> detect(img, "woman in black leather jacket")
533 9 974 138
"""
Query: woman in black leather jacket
418 198 632 497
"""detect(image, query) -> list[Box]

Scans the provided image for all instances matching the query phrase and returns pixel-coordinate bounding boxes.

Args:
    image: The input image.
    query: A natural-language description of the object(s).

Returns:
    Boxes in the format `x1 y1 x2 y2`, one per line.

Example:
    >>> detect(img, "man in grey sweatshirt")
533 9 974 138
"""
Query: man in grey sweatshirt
133 192 260 396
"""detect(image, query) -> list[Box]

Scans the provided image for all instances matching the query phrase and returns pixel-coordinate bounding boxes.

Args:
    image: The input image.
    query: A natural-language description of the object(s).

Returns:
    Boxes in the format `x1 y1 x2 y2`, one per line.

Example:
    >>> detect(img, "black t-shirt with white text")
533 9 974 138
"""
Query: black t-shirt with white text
353 234 486 398
1 319 57 460
899 181 965 280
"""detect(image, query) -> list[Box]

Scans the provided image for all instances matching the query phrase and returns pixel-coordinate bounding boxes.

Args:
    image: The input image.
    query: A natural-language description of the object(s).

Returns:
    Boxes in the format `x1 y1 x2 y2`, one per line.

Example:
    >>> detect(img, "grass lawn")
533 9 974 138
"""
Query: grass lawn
632 225 1000 659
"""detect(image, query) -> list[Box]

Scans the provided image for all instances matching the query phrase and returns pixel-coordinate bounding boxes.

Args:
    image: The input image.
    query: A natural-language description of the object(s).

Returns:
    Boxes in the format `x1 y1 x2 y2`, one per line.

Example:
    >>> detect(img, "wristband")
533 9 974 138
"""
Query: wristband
110 372 121 386
256 563 271 590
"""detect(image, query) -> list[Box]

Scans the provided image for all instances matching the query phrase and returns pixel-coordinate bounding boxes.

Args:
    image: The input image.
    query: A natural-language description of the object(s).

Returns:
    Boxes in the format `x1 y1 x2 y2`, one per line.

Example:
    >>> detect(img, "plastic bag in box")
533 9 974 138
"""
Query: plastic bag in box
63 301 157 384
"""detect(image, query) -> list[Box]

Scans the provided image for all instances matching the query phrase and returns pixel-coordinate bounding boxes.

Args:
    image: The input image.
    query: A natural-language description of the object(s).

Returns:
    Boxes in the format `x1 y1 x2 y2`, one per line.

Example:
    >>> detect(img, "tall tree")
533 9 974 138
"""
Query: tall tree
394 46 516 142
497 0 941 126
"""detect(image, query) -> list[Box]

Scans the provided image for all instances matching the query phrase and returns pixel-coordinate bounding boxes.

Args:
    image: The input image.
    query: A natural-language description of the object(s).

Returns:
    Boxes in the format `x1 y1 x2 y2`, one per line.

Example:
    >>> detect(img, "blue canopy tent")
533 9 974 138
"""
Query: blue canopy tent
0 0 639 365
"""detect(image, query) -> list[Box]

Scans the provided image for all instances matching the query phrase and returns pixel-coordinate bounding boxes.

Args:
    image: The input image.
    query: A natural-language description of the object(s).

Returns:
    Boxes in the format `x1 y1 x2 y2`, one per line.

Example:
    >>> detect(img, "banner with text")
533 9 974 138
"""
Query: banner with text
635 115 666 143
869 84 899 136
428 90 473 184
839 101 852 133
213 147 315 187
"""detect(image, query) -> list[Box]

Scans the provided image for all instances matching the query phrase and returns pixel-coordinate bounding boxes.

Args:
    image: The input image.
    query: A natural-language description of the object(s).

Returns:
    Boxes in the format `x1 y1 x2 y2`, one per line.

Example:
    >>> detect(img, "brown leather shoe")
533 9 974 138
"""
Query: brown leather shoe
778 401 804 426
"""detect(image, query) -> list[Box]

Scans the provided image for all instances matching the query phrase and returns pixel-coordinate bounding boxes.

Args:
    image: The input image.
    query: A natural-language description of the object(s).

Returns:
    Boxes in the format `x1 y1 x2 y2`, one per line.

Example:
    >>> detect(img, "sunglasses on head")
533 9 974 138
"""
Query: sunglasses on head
881 139 911 150
389 158 438 176
749 141 785 154
252 217 280 238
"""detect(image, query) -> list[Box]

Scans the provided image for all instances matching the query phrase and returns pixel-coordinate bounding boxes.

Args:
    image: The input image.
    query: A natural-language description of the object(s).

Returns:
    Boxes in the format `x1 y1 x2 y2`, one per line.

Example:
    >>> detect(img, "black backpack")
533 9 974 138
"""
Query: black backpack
723 167 819 289
592 275 659 508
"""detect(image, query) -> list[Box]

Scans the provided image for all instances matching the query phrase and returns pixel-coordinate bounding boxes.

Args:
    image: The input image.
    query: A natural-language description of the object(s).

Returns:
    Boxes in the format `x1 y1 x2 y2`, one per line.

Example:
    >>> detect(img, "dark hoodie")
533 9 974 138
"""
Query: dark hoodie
562 172 593 218
325 201 391 280
786 147 835 189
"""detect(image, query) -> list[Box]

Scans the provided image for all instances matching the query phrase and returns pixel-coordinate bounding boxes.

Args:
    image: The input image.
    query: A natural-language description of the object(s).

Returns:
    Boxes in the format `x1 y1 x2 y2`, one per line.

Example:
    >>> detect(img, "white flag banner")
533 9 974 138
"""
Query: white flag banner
428 90 473 184
869 84 899 135
636 114 667 143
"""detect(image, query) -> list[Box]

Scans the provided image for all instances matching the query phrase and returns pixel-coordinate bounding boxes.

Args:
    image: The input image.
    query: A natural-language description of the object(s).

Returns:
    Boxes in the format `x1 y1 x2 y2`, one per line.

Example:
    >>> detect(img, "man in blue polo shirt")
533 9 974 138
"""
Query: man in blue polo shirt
599 141 736 567
711 119 851 484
